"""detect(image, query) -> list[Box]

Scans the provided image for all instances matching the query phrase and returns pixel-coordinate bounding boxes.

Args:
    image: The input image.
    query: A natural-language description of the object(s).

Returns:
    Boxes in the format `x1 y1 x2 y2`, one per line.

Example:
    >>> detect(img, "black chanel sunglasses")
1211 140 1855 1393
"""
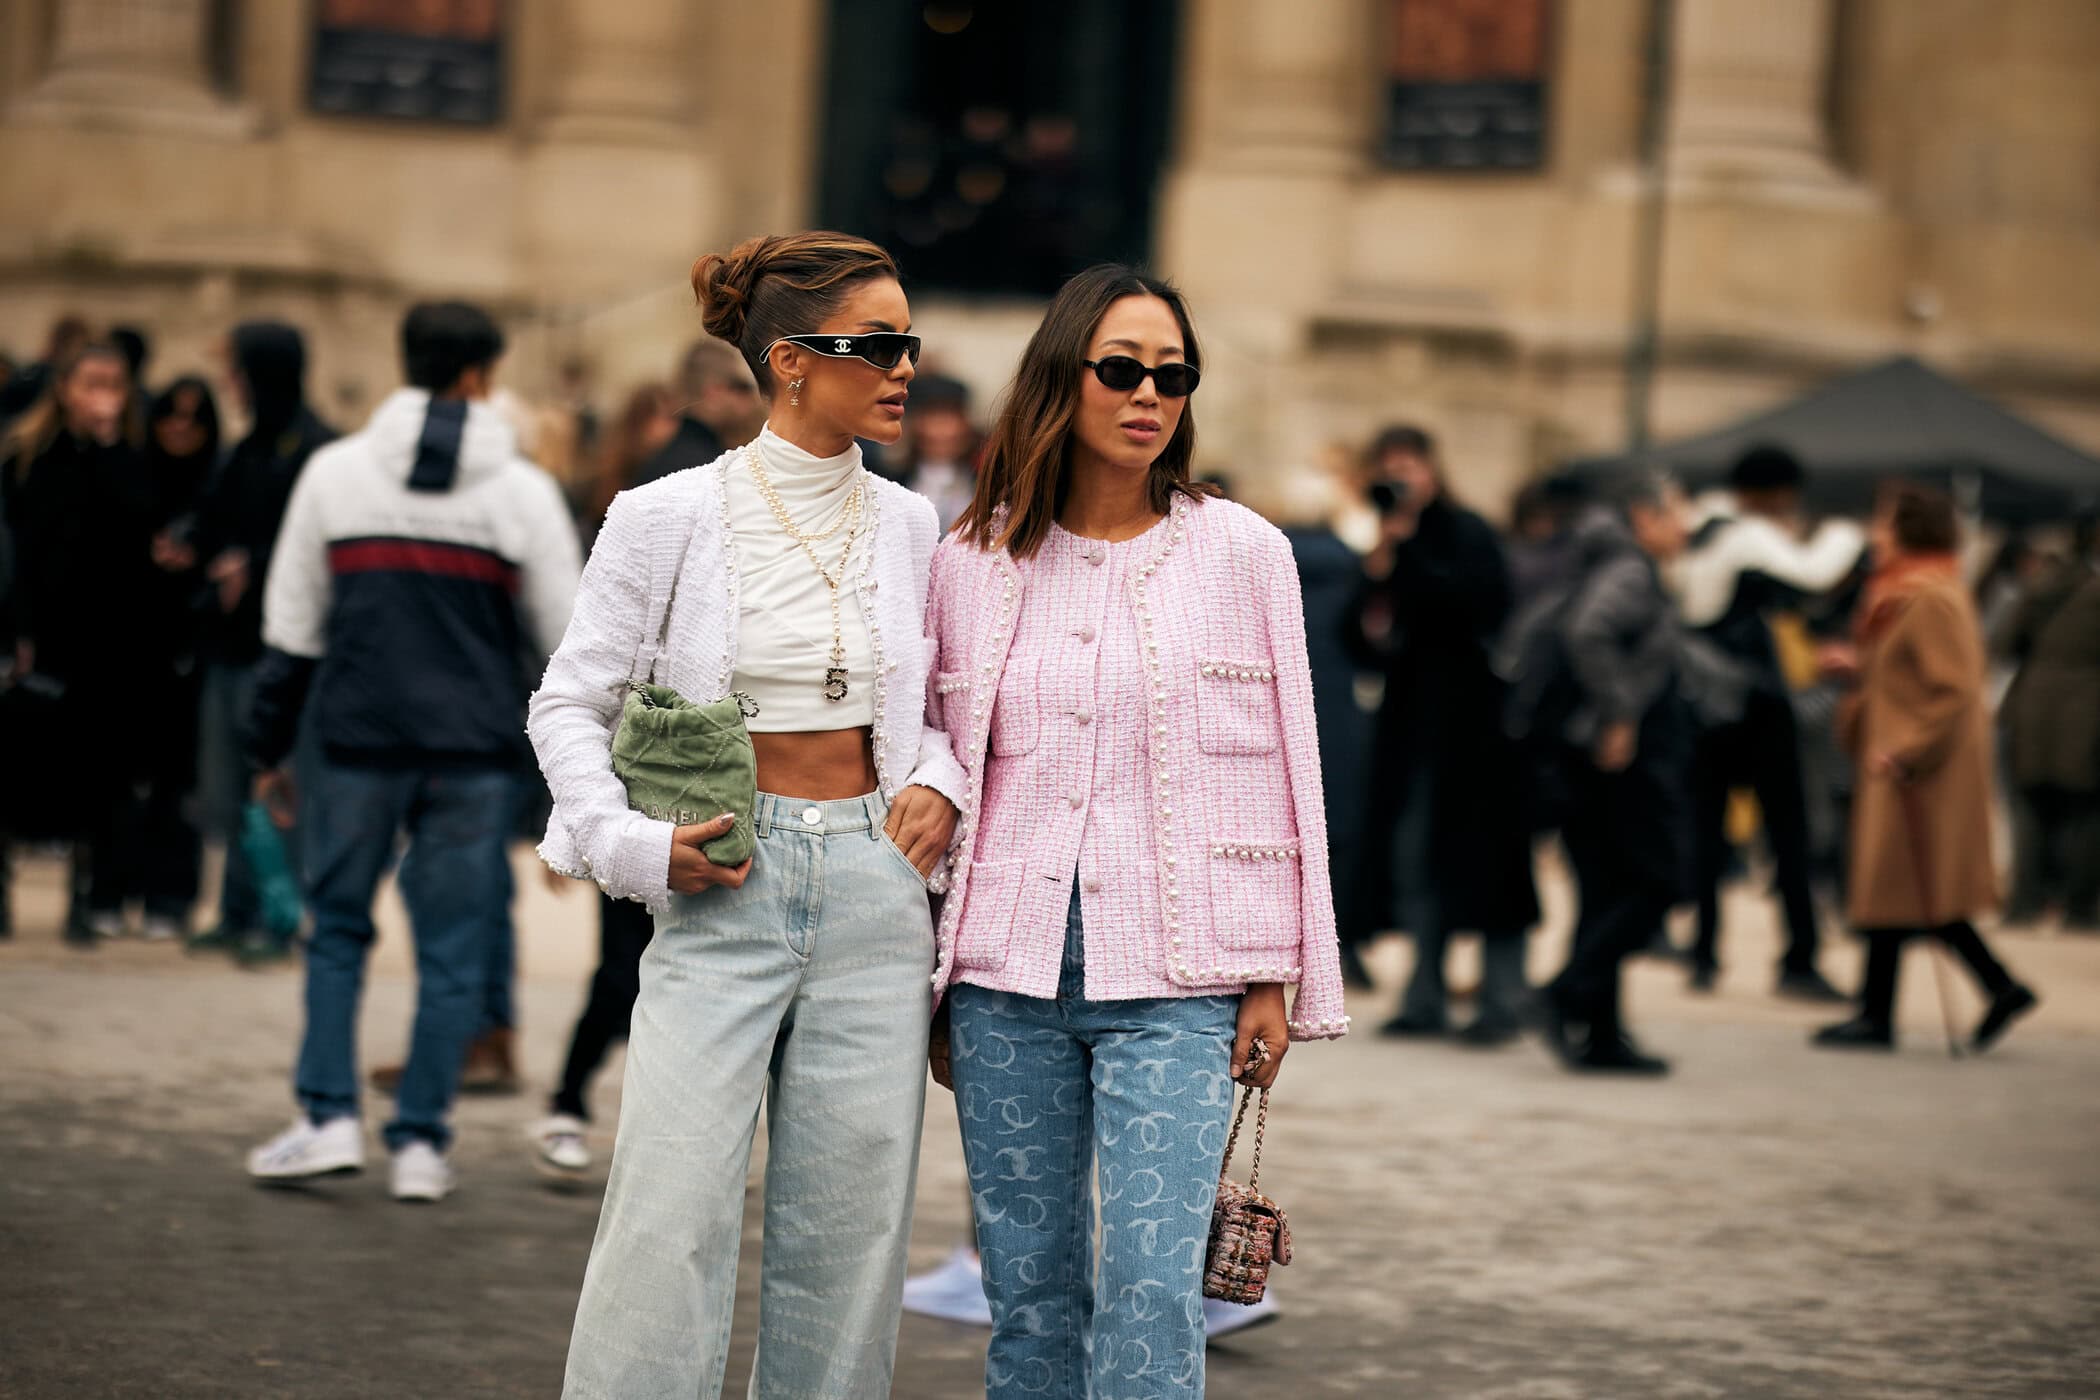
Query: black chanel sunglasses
766 332 923 370
1083 355 1201 398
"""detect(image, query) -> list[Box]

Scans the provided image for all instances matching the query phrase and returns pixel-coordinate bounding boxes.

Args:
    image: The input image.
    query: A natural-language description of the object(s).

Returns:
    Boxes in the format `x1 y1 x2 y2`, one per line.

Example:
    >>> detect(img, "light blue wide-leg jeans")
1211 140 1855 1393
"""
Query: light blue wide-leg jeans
562 791 934 1400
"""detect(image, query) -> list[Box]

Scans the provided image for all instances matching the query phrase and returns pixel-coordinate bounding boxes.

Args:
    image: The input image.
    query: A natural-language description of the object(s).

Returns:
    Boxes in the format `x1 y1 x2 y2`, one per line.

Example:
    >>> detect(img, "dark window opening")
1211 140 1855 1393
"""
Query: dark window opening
817 1 1179 296
1378 0 1553 172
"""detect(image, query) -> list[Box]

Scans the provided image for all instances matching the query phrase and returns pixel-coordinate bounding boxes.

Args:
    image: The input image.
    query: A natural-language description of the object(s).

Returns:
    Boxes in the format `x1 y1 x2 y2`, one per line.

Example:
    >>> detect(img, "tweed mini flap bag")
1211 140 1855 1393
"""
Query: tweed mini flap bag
606 535 759 869
1203 1053 1293 1305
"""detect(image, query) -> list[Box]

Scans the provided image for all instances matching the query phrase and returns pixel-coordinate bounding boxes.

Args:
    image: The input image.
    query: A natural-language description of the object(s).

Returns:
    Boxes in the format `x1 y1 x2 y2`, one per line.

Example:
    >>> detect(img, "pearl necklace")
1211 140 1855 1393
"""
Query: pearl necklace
742 442 866 703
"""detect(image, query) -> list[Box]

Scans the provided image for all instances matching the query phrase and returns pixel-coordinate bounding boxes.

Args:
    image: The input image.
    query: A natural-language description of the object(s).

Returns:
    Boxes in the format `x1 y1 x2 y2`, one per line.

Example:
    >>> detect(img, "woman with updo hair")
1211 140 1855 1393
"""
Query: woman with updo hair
530 232 963 1398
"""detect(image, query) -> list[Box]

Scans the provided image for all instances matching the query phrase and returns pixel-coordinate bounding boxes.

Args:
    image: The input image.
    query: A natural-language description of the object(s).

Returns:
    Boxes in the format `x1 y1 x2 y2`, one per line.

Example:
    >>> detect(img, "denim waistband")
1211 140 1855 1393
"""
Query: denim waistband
750 790 888 838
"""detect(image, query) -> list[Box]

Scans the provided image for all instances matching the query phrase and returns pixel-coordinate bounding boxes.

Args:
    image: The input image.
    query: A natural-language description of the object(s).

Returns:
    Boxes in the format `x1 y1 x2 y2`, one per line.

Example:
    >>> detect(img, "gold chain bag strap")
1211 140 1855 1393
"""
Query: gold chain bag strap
1203 1041 1293 1304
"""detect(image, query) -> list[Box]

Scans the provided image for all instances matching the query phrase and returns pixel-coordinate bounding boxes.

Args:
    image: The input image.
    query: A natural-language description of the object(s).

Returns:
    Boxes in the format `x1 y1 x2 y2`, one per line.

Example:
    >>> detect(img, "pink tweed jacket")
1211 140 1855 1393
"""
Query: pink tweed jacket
925 493 1350 1040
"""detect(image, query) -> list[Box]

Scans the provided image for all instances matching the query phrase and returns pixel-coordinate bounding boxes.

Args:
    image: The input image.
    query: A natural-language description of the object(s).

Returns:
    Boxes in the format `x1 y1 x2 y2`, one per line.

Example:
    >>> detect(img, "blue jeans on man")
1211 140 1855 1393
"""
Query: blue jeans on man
293 755 520 1150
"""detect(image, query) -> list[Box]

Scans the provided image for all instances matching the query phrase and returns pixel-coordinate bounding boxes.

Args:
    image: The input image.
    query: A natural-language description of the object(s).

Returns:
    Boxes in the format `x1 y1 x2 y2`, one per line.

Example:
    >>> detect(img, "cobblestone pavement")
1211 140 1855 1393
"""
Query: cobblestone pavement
4 846 2097 1399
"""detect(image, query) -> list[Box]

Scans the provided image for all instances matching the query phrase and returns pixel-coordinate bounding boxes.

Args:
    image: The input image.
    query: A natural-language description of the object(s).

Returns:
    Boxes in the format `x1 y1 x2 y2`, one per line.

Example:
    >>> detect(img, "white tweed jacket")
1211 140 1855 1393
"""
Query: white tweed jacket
528 449 967 912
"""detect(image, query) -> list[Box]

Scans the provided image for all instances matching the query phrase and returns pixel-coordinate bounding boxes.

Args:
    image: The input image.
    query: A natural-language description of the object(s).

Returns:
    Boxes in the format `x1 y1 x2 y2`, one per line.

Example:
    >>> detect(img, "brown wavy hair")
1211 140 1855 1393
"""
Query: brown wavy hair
689 232 899 397
954 265 1209 559
6 340 141 479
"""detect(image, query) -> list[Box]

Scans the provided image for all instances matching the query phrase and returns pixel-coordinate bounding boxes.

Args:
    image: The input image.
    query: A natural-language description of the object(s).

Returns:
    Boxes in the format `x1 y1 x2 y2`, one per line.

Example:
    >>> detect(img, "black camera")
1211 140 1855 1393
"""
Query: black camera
1369 479 1413 516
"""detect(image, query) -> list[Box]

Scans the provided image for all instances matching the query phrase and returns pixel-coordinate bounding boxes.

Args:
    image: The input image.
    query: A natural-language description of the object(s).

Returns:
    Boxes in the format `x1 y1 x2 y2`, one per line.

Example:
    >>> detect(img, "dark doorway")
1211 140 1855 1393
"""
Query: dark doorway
816 1 1180 297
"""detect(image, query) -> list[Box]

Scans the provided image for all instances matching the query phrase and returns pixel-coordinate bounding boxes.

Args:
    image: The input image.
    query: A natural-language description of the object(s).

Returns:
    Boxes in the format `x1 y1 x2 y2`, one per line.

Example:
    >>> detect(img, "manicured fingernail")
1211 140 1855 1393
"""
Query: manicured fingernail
719 812 734 824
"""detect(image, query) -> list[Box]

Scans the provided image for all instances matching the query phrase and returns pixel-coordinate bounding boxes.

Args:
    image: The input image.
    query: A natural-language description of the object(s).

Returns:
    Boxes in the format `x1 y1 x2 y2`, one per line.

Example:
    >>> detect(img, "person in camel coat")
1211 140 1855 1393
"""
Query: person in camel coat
1815 483 2037 1052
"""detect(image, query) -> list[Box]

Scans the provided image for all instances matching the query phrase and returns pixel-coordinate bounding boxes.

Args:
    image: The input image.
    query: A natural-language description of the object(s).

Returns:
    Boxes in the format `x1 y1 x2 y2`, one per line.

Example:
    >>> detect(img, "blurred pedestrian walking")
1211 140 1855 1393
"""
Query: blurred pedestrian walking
1539 478 1698 1076
100 377 224 940
885 370 980 531
243 301 580 1202
1347 426 1539 1044
1814 484 2038 1051
578 380 678 540
1505 478 1588 607
1267 467 1373 996
187 322 336 964
630 336 762 488
526 383 678 1176
0 314 90 427
1675 445 1864 1000
931 265 1344 1400
534 233 959 1398
1996 515 2100 931
0 340 156 944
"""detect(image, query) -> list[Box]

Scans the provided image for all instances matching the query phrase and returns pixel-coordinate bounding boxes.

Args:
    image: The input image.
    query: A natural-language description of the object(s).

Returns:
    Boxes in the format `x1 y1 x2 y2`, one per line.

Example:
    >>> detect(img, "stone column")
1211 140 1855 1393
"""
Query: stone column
1206 0 1366 173
538 0 694 146
10 0 250 135
524 0 717 300
1666 0 1849 192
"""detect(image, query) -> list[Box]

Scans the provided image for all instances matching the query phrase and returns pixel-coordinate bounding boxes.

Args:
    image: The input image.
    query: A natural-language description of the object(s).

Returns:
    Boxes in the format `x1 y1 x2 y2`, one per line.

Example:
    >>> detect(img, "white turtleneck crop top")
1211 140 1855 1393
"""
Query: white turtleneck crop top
725 427 879 732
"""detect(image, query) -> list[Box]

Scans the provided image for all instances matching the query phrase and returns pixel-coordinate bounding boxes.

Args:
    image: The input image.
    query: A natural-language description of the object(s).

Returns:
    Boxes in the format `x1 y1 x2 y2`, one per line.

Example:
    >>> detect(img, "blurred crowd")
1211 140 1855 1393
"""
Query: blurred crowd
4 309 2095 1080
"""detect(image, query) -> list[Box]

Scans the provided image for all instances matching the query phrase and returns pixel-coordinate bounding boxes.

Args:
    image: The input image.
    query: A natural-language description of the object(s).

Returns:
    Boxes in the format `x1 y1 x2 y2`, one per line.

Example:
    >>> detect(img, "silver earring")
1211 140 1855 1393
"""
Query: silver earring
789 377 804 407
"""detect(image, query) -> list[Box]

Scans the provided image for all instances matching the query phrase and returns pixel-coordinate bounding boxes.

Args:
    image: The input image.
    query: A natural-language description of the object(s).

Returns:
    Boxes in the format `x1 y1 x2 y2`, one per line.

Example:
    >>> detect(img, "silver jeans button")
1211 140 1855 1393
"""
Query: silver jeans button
802 806 824 826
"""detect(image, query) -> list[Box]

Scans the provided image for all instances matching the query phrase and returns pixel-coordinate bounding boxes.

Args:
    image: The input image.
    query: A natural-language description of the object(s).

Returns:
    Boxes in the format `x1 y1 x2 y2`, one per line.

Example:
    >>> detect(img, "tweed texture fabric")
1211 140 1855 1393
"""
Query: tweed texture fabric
925 494 1350 1039
529 447 968 912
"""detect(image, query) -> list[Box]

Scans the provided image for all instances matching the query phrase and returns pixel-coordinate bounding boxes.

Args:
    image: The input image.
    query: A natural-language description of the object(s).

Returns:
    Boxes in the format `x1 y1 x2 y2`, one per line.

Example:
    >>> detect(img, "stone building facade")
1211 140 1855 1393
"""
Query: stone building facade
3 0 2096 510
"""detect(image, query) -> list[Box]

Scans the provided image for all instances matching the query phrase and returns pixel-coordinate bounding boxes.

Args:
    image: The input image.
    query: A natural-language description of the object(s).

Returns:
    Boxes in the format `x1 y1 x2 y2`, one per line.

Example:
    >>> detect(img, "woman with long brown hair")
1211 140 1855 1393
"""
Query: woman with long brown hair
2 341 157 944
529 232 963 1398
924 264 1348 1398
582 380 678 532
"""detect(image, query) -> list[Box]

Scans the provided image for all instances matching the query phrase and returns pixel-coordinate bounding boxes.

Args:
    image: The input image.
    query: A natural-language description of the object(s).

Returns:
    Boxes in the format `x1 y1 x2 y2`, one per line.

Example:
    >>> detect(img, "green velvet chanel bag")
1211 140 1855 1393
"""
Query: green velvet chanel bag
610 682 759 868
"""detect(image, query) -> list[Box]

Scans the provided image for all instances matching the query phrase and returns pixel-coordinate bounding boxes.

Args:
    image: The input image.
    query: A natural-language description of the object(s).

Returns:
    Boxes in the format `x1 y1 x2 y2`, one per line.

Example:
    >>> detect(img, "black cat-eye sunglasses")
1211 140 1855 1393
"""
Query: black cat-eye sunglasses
765 332 923 370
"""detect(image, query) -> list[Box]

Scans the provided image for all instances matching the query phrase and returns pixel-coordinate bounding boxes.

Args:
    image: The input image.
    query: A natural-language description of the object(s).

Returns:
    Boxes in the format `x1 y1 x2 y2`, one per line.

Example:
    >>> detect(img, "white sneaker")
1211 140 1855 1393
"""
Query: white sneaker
900 1248 993 1326
1204 1290 1280 1340
390 1141 456 1203
528 1114 592 1178
141 915 183 943
88 910 127 940
247 1117 365 1181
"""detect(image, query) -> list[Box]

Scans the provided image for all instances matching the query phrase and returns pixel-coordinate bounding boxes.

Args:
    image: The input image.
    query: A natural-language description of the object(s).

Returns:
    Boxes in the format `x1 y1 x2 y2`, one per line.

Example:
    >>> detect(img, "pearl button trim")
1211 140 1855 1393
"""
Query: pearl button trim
927 498 1340 1018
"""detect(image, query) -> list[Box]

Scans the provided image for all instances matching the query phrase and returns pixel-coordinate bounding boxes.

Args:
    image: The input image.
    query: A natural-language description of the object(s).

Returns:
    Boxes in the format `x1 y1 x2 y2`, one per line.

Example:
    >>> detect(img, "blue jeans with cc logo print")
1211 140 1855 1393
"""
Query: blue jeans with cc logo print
949 883 1239 1399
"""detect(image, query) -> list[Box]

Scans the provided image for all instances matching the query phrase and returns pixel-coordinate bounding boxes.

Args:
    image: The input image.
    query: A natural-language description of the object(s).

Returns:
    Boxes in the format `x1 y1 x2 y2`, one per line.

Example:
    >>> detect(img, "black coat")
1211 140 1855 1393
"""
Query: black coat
1285 526 1372 884
2 431 165 831
2002 562 2100 793
3 431 161 683
1358 499 1541 935
1559 509 1697 897
191 405 334 665
633 415 725 489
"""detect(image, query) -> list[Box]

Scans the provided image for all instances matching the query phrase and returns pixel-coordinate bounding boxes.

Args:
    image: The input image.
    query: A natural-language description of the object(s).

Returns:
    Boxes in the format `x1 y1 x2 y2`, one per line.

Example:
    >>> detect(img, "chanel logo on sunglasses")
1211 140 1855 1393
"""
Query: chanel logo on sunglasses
764 332 923 370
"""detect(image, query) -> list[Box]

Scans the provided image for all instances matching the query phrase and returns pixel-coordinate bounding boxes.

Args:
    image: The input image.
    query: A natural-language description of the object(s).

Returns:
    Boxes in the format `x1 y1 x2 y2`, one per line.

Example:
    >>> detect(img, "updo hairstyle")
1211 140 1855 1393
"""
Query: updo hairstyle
689 232 899 399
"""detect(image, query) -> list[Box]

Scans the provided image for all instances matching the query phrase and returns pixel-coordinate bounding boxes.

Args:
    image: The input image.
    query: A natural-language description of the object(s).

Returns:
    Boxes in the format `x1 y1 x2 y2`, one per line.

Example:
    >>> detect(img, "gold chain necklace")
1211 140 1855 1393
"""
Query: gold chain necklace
743 443 866 703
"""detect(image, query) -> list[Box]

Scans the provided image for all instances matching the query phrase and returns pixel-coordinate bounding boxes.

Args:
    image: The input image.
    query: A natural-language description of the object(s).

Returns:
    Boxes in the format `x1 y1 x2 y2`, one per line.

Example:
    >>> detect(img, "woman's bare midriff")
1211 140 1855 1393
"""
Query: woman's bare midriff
752 728 879 801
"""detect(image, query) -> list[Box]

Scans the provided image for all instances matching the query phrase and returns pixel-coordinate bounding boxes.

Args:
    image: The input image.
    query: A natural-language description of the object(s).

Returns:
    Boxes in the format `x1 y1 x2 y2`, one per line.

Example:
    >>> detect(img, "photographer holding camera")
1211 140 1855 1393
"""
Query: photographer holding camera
1346 426 1540 1044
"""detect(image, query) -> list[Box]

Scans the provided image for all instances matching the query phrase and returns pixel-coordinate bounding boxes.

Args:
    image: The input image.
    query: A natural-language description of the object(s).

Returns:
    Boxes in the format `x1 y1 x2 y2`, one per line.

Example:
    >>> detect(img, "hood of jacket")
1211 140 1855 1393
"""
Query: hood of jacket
362 387 521 492
231 321 308 440
1568 503 1647 574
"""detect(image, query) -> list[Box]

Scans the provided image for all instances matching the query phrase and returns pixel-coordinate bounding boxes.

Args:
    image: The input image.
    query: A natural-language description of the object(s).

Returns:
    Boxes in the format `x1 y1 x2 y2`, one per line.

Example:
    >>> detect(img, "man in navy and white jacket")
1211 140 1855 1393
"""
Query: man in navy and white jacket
242 302 580 1202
